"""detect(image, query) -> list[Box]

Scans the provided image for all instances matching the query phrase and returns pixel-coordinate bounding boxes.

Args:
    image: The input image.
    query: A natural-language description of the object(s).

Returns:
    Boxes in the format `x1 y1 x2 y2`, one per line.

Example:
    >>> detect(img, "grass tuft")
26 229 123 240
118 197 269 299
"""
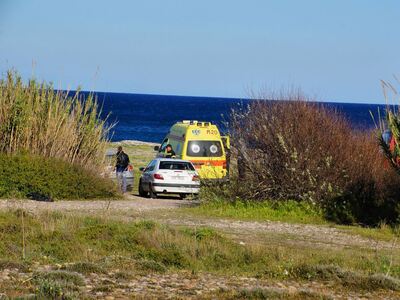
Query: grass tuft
62 261 105 275
214 288 332 300
33 270 85 287
136 259 167 273
0 260 29 272
292 264 400 291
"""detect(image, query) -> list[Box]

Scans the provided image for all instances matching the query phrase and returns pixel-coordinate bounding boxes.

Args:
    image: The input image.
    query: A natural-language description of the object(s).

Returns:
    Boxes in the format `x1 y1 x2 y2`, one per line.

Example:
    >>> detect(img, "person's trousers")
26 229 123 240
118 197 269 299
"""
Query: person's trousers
116 171 127 193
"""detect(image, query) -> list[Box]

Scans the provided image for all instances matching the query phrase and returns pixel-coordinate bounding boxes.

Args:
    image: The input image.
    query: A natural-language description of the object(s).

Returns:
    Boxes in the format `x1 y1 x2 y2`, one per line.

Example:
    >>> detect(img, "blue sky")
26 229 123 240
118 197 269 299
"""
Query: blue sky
1 0 399 103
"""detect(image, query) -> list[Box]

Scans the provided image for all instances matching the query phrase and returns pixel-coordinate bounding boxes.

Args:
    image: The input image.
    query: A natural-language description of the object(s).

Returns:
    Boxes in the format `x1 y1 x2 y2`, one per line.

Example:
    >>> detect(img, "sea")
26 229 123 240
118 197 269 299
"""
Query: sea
83 91 388 143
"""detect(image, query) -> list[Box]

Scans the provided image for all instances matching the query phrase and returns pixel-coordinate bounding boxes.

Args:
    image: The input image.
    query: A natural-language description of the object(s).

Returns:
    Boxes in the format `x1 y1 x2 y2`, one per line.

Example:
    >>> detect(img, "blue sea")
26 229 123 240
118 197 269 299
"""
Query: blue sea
86 91 387 143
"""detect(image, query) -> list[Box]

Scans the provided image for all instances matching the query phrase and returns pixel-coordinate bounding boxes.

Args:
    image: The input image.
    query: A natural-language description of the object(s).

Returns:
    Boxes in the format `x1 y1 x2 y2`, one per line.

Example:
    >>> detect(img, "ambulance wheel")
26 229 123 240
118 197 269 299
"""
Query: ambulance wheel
138 180 148 197
149 183 157 199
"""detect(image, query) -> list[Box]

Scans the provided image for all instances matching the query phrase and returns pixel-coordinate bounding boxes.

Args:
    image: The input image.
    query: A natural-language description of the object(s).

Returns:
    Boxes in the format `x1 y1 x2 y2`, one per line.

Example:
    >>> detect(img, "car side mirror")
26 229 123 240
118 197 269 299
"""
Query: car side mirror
154 146 160 151
139 167 146 172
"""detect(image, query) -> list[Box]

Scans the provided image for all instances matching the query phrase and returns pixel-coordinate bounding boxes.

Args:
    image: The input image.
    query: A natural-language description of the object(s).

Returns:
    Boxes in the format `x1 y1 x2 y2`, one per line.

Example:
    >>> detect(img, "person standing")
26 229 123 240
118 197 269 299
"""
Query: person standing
115 146 130 193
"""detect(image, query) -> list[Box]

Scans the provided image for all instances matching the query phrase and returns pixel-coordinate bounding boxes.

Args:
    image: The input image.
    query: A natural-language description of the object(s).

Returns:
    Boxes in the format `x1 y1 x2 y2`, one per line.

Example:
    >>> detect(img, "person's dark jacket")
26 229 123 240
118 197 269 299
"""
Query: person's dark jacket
116 151 130 171
165 145 176 158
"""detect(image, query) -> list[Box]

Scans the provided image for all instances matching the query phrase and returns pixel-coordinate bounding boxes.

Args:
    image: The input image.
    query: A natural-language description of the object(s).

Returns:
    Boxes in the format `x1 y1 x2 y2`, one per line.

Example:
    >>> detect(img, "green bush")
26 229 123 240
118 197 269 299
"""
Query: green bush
0 153 118 200
136 259 167 273
35 279 64 299
62 262 105 274
291 264 400 291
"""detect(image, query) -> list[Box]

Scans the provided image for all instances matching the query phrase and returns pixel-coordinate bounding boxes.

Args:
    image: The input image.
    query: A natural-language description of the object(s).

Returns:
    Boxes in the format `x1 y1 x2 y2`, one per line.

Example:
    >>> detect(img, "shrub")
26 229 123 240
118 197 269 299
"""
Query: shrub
62 262 105 274
0 153 118 199
229 95 352 203
35 279 64 299
136 259 167 273
291 264 400 291
33 270 84 298
223 91 400 225
0 70 111 168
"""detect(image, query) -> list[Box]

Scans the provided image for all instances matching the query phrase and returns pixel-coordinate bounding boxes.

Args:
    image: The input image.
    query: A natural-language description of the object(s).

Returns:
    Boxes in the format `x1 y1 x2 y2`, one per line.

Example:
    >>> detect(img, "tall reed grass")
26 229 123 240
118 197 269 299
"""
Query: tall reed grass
0 70 111 167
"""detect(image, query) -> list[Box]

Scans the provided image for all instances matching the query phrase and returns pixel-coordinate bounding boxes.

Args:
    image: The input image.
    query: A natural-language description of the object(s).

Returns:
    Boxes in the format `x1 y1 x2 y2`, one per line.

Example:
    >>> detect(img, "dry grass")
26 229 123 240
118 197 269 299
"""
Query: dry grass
0 70 111 168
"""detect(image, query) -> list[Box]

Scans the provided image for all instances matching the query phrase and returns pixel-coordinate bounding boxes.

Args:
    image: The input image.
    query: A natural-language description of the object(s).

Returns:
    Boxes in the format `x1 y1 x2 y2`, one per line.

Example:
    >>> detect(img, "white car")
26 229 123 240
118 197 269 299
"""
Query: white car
138 158 200 199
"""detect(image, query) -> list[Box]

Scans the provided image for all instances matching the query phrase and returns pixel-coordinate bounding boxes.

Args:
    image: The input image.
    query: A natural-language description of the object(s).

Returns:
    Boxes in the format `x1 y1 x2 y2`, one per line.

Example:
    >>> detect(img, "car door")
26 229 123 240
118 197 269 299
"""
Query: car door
142 160 156 184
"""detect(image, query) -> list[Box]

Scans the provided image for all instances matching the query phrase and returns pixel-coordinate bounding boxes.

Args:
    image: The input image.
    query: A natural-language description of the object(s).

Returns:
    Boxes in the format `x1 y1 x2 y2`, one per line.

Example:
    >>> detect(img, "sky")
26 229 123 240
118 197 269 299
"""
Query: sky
1 0 399 103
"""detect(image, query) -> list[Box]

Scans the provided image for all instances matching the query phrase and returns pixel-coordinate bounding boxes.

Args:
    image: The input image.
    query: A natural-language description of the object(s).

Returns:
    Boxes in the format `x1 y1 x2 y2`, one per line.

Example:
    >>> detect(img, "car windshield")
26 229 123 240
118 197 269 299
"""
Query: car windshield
159 161 195 171
186 141 223 157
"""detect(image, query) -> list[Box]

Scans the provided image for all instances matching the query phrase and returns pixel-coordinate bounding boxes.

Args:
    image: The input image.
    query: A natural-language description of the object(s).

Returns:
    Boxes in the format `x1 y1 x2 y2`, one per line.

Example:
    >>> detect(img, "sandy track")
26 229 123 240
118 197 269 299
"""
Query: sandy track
0 195 195 213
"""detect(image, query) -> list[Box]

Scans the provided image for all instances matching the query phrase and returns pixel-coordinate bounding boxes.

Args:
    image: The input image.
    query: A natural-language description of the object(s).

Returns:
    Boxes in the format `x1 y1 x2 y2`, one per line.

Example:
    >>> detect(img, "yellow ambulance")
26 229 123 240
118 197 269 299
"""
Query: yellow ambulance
154 121 230 179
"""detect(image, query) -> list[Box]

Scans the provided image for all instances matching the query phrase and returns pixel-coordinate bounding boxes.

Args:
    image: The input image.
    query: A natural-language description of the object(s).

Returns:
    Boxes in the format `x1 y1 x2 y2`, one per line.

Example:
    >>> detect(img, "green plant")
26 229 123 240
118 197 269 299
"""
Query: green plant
136 259 167 273
1 210 399 291
291 264 400 291
0 153 118 199
63 261 105 274
187 199 326 224
33 270 85 287
35 279 64 299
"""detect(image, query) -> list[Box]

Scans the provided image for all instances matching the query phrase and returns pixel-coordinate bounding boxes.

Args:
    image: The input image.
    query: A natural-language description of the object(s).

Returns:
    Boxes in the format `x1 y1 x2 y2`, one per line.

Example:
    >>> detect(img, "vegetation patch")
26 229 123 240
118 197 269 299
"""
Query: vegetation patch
0 153 118 199
292 264 400 291
213 288 332 300
208 92 400 227
136 259 167 273
33 270 85 287
31 270 84 299
188 199 326 224
0 260 29 272
35 278 70 299
1 210 399 294
62 261 105 275
0 70 110 168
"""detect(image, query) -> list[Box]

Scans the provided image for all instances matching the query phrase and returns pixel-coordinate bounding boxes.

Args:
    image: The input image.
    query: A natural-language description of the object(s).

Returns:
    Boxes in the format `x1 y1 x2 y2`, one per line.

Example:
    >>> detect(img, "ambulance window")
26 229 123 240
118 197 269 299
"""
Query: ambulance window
187 141 223 157
160 138 169 152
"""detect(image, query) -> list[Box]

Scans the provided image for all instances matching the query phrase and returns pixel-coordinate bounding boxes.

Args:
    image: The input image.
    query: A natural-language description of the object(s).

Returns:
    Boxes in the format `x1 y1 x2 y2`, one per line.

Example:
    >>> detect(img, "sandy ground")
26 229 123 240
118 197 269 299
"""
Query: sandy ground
0 195 195 213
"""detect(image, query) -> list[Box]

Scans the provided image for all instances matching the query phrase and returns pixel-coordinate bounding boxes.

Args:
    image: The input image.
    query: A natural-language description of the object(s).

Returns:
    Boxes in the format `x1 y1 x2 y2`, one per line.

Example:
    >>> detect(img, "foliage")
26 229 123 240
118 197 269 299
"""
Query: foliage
188 198 326 224
62 261 106 274
1 210 400 282
0 70 111 168
221 90 400 226
292 264 400 291
0 153 118 199
229 94 351 203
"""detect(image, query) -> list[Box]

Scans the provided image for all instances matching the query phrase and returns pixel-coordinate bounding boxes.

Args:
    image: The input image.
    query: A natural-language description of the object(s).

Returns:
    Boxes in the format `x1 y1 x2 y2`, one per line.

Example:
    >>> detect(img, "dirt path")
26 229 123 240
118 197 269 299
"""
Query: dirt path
0 196 397 251
0 195 195 213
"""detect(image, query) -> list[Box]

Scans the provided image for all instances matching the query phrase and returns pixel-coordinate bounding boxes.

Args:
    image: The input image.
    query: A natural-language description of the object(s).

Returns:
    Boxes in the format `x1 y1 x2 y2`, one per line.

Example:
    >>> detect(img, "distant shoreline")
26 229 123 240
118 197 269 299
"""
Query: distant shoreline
110 139 158 146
